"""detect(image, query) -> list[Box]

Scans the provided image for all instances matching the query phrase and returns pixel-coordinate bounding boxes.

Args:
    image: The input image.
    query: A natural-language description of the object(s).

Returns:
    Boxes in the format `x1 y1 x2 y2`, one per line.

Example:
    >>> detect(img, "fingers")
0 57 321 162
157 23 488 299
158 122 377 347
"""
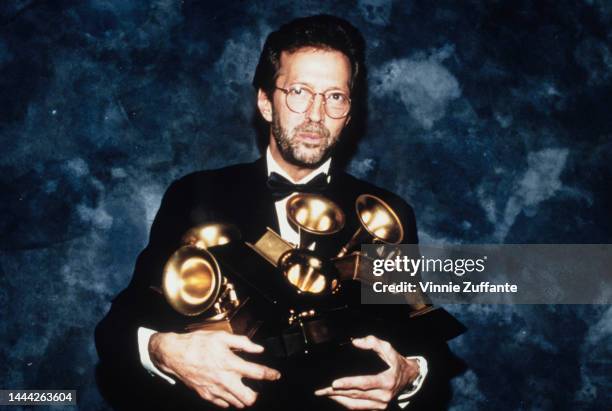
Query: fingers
317 380 393 410
314 386 334 396
351 335 380 350
221 333 265 354
197 388 233 409
352 335 394 360
175 330 275 409
209 387 245 409
315 387 390 402
209 397 230 408
221 378 259 408
232 357 281 381
352 335 393 354
331 374 381 391
327 395 387 410
197 376 257 409
220 334 280 381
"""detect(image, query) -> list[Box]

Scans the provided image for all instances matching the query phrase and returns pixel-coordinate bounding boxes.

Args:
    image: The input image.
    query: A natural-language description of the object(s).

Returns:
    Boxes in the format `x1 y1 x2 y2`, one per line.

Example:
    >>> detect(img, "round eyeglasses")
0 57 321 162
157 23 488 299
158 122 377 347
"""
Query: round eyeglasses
275 86 351 119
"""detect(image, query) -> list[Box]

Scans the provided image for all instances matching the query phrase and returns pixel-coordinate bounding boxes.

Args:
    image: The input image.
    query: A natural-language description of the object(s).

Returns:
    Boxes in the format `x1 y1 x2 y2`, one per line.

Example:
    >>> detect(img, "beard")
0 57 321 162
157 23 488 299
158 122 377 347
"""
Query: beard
271 111 340 168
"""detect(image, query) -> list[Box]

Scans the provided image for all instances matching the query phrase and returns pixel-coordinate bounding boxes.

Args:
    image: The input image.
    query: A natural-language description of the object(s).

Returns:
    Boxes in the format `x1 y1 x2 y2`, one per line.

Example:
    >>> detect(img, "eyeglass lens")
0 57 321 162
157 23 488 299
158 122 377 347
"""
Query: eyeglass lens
285 88 350 118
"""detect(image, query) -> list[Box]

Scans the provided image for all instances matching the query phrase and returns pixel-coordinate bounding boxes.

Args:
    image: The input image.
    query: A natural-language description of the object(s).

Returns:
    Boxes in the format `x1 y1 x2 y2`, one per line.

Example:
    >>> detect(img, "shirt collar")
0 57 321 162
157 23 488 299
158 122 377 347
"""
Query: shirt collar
266 146 331 184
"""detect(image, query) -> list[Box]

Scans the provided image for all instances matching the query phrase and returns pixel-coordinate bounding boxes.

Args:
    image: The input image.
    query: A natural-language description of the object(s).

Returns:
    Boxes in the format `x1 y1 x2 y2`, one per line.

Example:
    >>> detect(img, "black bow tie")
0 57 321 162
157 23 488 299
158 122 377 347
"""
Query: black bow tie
267 171 329 200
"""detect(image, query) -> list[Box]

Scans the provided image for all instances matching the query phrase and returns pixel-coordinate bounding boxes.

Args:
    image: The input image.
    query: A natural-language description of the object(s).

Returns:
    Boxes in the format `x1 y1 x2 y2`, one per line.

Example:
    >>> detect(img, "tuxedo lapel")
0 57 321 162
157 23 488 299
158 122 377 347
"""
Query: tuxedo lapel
236 158 280 241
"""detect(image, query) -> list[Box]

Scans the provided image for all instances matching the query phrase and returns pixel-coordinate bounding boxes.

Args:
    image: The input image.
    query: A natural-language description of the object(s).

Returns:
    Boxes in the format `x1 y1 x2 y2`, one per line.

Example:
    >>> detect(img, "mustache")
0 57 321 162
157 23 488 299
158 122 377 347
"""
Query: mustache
296 123 330 137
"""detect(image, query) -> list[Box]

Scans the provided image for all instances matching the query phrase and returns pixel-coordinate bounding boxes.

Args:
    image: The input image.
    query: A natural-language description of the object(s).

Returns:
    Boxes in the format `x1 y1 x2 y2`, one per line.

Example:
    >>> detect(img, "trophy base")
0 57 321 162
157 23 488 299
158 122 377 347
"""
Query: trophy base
183 297 265 338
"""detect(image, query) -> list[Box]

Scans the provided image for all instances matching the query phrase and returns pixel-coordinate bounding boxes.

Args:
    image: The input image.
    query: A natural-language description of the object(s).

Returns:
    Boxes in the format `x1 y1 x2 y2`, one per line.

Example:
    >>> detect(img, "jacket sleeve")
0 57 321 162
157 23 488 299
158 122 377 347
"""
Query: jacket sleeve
94 177 197 407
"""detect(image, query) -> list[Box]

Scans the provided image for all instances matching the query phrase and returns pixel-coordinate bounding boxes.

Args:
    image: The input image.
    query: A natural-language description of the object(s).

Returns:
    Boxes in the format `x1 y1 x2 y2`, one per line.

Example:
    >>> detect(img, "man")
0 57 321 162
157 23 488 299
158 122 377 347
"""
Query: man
96 15 464 411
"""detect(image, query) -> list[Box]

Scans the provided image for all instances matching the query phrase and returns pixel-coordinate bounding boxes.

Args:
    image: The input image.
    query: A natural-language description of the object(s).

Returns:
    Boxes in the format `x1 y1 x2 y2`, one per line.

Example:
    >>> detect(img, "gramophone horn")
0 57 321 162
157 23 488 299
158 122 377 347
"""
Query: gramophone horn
278 249 339 295
162 246 223 316
162 223 241 317
337 194 404 257
181 223 241 249
286 194 346 248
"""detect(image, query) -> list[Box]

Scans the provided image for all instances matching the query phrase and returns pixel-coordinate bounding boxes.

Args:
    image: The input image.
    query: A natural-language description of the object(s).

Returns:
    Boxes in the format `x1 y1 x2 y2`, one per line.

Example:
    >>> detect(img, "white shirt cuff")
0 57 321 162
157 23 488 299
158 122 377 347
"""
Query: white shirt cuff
397 356 428 409
137 327 176 385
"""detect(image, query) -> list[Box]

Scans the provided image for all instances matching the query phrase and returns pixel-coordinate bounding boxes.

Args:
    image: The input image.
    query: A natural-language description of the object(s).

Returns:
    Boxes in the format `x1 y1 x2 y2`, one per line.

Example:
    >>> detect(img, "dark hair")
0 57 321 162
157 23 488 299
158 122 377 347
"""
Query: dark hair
252 14 365 99
251 15 367 166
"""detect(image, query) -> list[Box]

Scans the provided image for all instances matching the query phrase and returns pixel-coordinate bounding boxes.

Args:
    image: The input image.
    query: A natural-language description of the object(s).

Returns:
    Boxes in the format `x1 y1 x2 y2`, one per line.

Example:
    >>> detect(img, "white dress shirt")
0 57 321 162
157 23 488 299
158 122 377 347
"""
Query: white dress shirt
136 148 427 406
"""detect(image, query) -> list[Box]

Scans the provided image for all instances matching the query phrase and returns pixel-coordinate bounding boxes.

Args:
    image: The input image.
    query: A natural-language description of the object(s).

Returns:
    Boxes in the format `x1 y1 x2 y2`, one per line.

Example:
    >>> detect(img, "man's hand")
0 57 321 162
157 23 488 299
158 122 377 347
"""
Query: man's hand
149 330 281 409
314 335 419 410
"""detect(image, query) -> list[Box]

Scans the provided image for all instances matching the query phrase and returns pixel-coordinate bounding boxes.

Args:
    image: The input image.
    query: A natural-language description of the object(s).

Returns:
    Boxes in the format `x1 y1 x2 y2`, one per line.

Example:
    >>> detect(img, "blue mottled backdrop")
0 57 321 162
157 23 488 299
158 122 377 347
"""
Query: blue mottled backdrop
0 1 610 410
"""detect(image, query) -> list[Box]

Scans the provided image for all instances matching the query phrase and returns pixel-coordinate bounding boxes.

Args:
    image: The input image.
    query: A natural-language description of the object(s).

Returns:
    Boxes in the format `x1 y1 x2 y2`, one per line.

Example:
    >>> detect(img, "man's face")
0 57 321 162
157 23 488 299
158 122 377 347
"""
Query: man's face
260 48 352 168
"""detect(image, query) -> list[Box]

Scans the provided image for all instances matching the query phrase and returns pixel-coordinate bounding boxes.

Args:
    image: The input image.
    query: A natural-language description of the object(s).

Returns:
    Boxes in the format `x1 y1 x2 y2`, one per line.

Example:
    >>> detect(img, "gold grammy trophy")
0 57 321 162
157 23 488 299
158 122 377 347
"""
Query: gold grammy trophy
281 194 345 295
336 194 404 257
332 194 432 315
161 223 248 333
246 194 346 297
248 192 430 315
158 192 432 340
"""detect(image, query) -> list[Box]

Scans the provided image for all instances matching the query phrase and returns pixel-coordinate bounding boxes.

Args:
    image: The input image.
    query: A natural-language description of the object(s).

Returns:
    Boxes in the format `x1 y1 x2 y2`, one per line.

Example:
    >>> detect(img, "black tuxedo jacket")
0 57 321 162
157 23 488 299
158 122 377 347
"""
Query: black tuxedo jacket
95 158 465 410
